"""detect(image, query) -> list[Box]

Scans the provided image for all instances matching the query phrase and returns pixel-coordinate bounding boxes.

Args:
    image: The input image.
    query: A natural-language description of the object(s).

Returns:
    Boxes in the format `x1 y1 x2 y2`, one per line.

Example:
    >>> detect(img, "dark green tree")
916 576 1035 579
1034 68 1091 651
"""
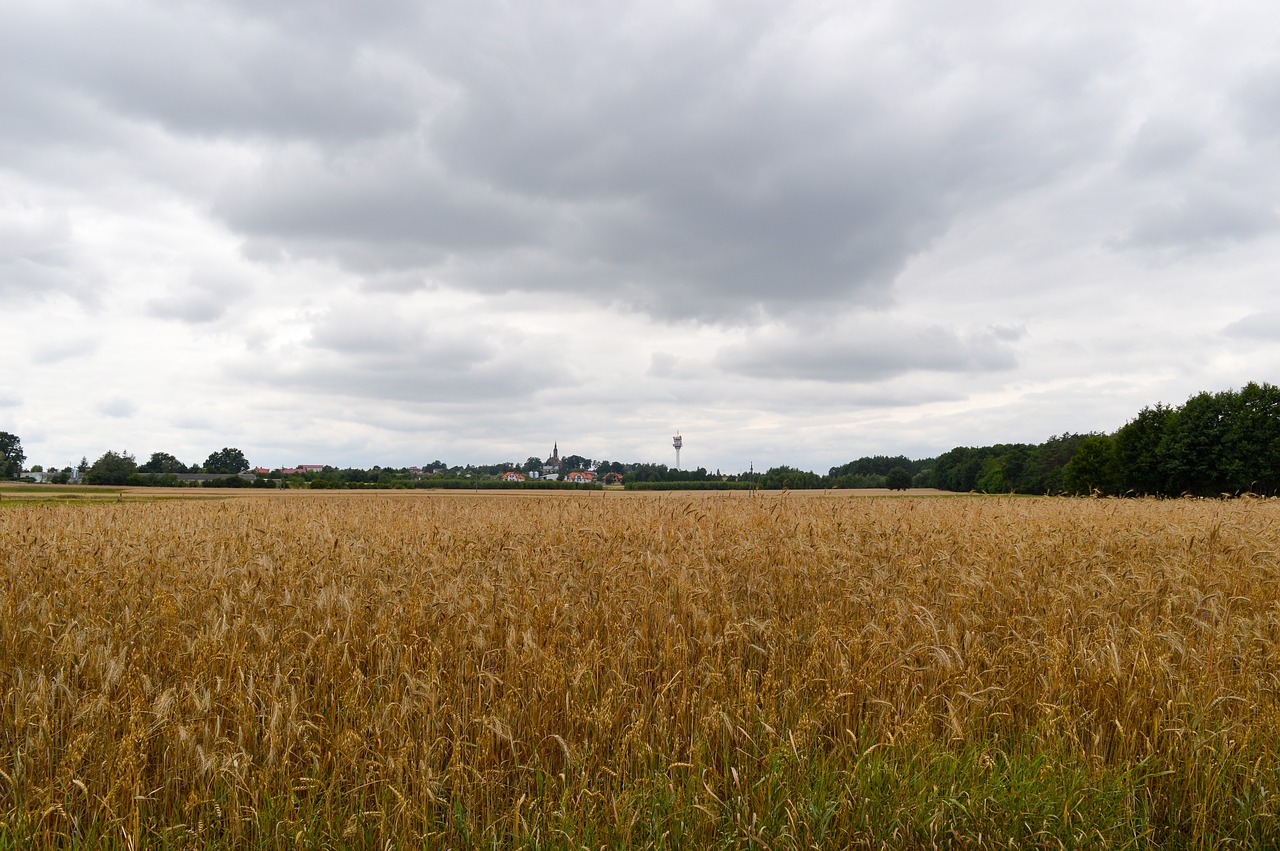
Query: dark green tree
1023 434 1088 494
624 463 670 483
85 451 138 485
885 466 912 490
139 451 187 474
759 466 822 489
560 454 591 472
976 456 1011 493
1063 435 1119 495
0 431 25 478
1222 381 1280 494
932 446 989 491
203 447 250 474
1113 404 1174 495
1160 391 1233 496
829 455 922 479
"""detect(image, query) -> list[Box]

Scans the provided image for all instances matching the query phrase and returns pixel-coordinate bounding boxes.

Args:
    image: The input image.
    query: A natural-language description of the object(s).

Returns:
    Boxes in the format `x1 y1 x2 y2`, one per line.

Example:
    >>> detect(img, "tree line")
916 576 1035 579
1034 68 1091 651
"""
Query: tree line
4 382 1277 495
746 382 1280 495
887 381 1280 496
0 445 253 486
78 447 253 486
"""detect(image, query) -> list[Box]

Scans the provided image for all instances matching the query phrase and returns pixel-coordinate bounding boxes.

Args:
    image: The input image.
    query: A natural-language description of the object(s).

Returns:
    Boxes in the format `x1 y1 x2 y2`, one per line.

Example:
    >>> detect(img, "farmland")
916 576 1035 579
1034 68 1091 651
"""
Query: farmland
3 491 1280 848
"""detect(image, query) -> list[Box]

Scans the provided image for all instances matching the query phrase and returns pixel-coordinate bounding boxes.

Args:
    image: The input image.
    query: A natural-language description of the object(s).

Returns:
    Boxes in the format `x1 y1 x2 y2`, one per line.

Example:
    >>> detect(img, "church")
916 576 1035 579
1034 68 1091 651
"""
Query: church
541 443 562 478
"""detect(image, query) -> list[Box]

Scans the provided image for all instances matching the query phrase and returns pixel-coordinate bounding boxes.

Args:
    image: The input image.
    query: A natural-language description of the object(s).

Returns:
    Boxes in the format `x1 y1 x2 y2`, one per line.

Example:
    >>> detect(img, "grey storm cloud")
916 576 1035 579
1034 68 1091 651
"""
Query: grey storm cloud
15 0 1271 324
1123 118 1207 178
1 3 421 144
194 2 1127 321
31 337 99 365
0 205 84 301
146 290 229 325
1116 184 1278 253
145 273 251 325
715 322 1020 383
1224 311 1280 341
1234 61 1280 143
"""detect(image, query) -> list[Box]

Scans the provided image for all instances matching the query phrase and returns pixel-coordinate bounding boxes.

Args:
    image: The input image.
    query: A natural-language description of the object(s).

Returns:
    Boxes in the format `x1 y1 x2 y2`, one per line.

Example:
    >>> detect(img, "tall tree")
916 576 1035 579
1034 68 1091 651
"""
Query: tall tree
1223 381 1280 495
560 454 591 472
204 447 250 474
759 466 822 489
885 466 912 490
1063 435 1119 495
139 451 187 474
1113 404 1174 495
0 431 24 478
1024 434 1088 494
1160 391 1233 496
85 451 138 485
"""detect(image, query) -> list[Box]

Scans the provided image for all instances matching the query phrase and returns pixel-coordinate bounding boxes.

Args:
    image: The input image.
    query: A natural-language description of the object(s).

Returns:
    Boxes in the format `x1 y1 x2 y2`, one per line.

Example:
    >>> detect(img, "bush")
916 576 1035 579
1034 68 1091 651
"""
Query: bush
886 467 913 490
204 476 249 488
624 481 754 491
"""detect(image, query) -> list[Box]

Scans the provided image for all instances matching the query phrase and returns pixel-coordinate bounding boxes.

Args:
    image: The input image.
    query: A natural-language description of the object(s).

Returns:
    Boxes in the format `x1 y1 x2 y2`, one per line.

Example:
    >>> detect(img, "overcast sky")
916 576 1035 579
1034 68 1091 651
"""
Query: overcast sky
5 1 1279 473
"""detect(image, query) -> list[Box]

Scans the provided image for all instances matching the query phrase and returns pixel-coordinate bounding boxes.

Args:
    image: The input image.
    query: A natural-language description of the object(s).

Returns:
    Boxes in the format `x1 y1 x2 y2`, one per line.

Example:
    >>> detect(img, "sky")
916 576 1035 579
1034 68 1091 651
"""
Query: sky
4 0 1280 474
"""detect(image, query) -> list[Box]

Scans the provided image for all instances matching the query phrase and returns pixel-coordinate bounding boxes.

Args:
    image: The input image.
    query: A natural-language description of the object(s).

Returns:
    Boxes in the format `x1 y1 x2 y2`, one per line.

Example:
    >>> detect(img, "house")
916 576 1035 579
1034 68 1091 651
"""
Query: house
252 467 271 475
566 470 596 484
602 471 624 485
279 465 325 475
501 471 526 482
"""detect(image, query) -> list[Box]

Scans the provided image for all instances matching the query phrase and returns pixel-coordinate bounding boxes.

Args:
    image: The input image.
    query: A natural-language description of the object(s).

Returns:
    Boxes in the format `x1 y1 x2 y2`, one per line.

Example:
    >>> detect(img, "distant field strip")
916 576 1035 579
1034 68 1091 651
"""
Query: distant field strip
2 494 1279 848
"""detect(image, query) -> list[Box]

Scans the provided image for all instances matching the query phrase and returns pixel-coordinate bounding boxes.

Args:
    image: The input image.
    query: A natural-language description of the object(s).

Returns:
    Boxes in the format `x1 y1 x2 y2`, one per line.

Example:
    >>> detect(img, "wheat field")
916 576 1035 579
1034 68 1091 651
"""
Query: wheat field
2 491 1279 848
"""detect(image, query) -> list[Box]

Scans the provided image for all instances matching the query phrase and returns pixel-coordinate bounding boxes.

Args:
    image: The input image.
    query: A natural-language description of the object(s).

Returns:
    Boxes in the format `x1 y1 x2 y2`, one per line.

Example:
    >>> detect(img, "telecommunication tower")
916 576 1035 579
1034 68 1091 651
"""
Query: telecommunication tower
673 433 683 470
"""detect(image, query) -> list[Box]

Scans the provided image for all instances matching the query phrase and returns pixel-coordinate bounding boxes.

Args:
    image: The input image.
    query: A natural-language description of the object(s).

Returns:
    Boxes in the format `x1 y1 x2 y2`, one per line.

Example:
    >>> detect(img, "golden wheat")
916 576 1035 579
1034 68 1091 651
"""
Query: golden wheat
2 491 1278 847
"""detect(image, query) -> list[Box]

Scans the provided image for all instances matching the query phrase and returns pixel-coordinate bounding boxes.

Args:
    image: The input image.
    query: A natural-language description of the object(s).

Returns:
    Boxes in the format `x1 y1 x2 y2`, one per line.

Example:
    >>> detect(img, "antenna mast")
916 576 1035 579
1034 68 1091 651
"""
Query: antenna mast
672 433 683 470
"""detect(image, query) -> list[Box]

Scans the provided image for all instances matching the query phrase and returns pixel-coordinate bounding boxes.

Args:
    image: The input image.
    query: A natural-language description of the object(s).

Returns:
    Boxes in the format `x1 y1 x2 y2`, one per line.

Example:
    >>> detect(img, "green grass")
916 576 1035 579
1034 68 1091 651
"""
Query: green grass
4 734 1275 849
0 484 115 494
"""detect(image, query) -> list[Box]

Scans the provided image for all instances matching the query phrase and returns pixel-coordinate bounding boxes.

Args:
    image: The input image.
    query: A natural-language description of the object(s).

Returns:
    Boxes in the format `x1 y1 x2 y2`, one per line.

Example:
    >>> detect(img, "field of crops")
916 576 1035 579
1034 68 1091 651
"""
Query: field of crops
3 491 1280 848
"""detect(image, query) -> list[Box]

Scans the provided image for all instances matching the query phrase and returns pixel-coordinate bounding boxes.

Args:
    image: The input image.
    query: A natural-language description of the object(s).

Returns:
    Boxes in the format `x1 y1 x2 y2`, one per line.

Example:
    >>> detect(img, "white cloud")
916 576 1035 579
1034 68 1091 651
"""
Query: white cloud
30 335 98 365
98 397 138 418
